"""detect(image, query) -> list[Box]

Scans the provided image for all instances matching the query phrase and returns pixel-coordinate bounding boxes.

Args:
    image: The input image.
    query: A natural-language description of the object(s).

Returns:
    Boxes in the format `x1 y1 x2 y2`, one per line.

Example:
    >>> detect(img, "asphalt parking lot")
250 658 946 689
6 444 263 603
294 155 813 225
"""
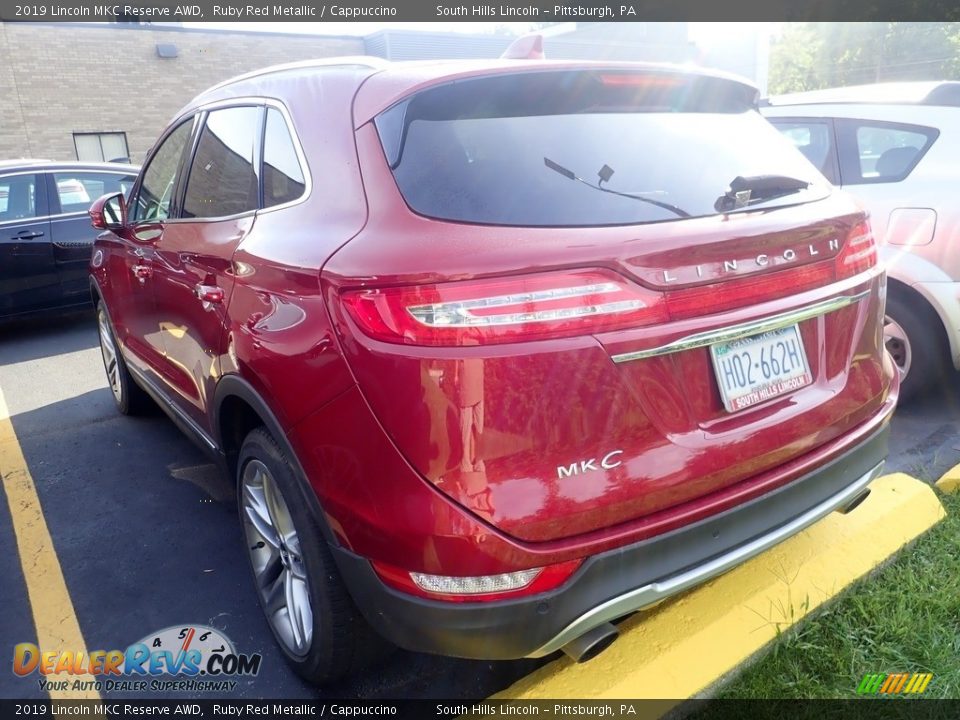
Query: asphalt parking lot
1 310 958 702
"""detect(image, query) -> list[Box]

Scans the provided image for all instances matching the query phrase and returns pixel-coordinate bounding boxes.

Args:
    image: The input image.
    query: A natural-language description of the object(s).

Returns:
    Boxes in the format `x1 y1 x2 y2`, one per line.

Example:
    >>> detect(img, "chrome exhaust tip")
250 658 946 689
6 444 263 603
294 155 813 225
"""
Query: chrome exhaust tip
837 487 871 515
560 622 619 663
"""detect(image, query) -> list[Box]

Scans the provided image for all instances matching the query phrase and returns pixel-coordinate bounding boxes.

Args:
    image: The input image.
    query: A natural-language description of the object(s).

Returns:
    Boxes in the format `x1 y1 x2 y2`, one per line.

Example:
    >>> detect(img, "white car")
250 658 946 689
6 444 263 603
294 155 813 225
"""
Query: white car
762 82 960 401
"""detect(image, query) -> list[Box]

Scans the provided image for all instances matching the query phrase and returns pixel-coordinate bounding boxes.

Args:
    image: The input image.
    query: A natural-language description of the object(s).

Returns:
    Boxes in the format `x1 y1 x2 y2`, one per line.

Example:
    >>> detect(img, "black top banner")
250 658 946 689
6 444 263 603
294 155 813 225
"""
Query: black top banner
0 0 958 22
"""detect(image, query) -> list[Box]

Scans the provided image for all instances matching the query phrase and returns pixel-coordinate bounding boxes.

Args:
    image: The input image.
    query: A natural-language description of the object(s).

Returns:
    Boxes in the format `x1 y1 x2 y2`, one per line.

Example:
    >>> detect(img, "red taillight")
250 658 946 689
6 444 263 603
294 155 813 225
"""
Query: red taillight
370 559 583 603
836 220 877 279
666 262 835 320
341 223 876 346
341 269 668 346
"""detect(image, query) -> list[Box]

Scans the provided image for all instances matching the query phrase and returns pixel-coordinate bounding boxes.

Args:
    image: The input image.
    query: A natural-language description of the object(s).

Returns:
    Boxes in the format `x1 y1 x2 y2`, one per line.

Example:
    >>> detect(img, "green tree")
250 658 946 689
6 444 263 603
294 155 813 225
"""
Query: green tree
769 22 960 94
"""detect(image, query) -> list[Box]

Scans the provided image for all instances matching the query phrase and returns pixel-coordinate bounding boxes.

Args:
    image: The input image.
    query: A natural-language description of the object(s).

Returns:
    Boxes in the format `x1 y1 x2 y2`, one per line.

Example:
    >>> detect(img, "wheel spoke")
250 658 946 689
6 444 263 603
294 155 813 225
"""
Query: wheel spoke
285 570 312 651
262 472 296 544
256 550 284 591
242 482 282 549
264 568 288 617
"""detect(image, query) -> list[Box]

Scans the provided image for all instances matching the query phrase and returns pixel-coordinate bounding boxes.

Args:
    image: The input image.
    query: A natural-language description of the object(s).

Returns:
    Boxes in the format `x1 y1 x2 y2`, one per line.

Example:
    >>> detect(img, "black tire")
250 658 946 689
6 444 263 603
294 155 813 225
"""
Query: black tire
237 427 391 685
884 292 948 403
96 301 152 415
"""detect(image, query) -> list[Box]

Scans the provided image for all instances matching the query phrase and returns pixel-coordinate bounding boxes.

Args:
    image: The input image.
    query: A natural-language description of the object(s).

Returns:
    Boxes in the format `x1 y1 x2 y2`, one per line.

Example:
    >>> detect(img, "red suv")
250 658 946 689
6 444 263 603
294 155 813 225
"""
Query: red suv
89 58 897 683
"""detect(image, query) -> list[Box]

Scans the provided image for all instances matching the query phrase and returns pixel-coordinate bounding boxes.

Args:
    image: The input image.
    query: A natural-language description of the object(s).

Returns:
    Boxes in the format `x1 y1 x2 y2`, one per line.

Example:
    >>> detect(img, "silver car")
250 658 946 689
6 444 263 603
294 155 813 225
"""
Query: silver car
762 81 960 401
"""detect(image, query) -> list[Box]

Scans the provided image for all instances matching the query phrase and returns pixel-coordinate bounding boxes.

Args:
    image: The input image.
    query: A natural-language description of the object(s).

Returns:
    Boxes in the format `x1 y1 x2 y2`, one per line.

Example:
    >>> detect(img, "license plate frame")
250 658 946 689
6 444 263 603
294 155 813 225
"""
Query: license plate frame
709 324 813 413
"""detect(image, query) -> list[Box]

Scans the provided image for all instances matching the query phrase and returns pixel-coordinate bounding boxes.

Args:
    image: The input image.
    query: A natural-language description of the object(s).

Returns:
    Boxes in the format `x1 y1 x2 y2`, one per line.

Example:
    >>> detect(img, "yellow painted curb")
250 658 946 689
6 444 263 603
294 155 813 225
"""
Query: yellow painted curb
935 463 960 494
496 473 945 702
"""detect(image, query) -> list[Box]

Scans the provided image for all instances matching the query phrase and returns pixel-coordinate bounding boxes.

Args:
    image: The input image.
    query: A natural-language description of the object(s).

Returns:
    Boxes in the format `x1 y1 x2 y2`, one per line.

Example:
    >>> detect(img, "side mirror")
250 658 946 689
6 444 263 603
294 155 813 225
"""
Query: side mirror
89 192 127 230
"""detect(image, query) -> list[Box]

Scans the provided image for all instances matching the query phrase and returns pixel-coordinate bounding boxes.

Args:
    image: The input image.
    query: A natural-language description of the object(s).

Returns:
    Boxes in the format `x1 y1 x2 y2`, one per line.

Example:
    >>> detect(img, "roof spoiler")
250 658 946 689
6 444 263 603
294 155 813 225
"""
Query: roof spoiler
500 34 544 60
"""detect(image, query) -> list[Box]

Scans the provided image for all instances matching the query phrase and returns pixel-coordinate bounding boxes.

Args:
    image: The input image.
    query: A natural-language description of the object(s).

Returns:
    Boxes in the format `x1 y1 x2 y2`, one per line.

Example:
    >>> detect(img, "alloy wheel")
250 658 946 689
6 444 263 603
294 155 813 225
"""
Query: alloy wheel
884 315 912 381
241 459 314 657
98 308 123 404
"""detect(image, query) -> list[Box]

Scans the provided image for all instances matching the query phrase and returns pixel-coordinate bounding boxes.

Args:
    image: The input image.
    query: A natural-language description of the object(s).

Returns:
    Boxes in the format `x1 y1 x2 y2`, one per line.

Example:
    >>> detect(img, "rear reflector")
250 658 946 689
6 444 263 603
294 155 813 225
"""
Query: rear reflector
342 269 668 346
371 559 583 603
412 569 541 595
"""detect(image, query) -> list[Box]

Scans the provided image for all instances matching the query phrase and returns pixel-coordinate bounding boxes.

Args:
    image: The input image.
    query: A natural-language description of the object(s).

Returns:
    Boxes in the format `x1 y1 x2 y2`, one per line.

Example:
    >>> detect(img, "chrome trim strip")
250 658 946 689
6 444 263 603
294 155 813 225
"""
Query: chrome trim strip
611 290 872 363
528 460 884 658
126 363 218 452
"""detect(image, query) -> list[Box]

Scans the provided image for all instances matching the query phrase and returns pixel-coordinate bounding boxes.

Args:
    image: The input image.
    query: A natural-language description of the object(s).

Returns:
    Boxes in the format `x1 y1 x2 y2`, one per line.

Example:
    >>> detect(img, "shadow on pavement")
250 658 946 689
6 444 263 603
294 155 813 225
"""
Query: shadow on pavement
1 384 542 701
0 310 98 366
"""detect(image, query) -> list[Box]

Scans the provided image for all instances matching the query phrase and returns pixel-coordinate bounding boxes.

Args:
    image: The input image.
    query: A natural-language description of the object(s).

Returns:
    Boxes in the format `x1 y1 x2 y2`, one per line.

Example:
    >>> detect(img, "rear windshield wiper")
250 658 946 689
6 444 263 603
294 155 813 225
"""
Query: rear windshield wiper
714 175 810 212
544 157 691 218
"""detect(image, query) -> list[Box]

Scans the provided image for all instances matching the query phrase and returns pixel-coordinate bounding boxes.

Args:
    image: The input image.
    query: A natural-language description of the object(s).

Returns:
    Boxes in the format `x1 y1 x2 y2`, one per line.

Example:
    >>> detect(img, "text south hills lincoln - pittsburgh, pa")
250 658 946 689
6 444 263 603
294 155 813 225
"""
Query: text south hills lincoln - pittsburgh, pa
436 4 625 18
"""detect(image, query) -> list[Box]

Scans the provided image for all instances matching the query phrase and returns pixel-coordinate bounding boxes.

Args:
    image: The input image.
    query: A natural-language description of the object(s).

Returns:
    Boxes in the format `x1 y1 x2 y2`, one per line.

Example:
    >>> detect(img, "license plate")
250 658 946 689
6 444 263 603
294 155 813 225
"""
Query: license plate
710 324 812 412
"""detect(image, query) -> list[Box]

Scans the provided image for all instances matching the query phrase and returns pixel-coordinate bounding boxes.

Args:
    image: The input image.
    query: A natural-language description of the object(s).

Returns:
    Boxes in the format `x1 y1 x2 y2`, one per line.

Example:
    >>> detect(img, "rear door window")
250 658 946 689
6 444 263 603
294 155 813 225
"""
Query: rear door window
378 71 830 227
768 119 839 184
182 106 261 219
836 119 938 185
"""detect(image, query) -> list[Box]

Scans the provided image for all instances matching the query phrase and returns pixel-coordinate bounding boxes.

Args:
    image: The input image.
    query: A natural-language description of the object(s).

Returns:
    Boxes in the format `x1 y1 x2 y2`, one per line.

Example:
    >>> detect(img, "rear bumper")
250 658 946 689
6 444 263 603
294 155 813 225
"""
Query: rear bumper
332 415 892 660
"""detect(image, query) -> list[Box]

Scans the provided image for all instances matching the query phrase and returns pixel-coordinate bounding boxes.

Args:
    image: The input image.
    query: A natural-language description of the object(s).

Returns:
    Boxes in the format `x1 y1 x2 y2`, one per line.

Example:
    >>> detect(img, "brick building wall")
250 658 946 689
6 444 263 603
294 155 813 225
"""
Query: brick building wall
0 22 364 163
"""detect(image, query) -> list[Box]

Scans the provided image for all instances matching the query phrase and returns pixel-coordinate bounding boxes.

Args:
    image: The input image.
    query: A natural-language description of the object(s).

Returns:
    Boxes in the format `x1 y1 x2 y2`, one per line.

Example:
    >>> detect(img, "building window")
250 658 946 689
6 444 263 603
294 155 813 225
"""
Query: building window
73 132 130 163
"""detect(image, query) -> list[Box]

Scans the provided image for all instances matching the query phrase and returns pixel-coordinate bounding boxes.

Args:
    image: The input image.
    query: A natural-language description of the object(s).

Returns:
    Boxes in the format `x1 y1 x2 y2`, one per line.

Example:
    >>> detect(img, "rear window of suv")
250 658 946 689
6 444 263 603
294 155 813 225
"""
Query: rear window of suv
377 71 830 227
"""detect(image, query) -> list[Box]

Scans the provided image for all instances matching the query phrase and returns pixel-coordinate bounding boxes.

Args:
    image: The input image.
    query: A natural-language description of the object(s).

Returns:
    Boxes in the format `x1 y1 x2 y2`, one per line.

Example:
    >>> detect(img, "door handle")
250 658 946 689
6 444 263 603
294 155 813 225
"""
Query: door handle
132 264 152 284
12 230 44 240
195 284 225 304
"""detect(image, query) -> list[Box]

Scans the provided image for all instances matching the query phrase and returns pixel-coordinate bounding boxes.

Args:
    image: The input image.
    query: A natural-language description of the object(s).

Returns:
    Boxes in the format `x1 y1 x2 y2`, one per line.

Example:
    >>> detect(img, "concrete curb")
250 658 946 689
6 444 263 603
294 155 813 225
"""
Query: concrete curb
495 473 945 703
935 463 960 494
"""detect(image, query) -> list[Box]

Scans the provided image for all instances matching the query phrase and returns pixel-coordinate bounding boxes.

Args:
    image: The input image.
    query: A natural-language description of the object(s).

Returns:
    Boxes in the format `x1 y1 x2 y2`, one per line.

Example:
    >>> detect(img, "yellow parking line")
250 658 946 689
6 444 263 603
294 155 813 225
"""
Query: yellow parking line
496 473 945 704
0 384 100 701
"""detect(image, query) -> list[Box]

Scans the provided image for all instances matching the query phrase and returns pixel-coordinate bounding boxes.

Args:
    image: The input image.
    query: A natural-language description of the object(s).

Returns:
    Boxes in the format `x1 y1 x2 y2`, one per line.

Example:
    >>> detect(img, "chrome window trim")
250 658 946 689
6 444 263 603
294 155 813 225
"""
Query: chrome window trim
610 290 872 364
159 96 311 224
0 214 54 228
528 460 885 658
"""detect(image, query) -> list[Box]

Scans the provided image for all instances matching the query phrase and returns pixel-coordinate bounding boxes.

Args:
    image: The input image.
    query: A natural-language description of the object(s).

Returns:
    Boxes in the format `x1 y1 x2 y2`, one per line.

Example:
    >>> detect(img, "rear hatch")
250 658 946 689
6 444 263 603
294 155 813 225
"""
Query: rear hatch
323 66 893 543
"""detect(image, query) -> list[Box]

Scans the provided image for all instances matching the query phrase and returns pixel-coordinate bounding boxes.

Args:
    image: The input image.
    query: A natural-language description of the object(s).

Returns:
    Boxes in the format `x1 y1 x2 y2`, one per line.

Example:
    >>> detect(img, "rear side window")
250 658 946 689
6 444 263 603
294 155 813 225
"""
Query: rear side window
378 71 829 227
262 108 306 209
838 119 937 185
769 120 838 184
183 106 261 219
53 172 136 214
